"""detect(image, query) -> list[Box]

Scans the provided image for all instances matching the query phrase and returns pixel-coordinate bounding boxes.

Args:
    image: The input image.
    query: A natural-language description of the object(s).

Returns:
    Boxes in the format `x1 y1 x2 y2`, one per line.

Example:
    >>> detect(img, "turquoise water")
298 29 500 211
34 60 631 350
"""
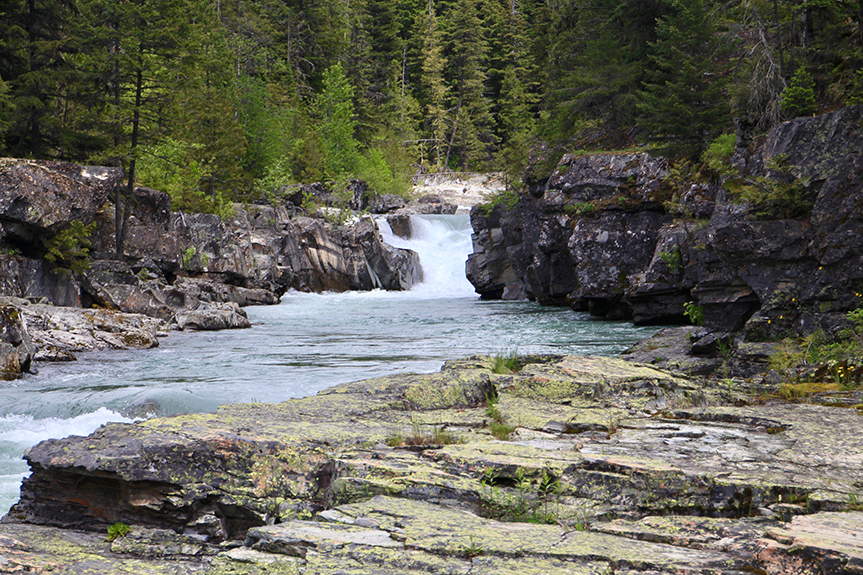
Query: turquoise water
0 215 656 514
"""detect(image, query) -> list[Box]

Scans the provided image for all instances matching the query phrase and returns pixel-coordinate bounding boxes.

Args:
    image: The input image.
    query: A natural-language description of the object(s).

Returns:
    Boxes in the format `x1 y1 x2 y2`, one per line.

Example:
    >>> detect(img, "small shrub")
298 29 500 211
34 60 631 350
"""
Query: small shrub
253 155 294 205
564 202 595 216
683 301 703 326
387 416 461 447
702 133 736 176
43 220 97 274
480 468 565 525
658 246 683 273
106 522 131 542
182 246 197 269
479 189 519 216
780 66 817 118
484 392 516 440
489 420 517 440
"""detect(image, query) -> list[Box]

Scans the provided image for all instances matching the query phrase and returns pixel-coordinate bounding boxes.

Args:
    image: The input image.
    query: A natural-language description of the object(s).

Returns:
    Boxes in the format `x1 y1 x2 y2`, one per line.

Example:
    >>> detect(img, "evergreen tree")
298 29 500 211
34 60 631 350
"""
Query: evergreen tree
636 0 730 155
173 1 248 202
780 65 817 117
316 63 361 179
79 0 188 256
417 1 448 170
442 0 495 169
494 0 538 180
0 0 79 158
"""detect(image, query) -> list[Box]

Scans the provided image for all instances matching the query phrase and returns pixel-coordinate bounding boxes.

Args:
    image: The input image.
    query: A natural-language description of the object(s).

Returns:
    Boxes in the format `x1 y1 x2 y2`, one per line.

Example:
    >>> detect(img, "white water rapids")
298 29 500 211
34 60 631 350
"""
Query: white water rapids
0 214 657 514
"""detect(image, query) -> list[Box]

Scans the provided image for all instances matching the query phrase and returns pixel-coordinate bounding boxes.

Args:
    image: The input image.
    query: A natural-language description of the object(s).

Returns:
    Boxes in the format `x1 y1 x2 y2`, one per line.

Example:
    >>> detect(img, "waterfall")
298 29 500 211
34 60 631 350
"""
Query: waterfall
378 214 476 298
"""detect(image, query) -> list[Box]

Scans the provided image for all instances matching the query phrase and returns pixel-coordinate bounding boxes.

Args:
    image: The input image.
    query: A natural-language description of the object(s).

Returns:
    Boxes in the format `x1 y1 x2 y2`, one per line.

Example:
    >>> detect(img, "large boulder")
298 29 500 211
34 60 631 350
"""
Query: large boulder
0 255 84 307
174 301 251 330
0 158 123 245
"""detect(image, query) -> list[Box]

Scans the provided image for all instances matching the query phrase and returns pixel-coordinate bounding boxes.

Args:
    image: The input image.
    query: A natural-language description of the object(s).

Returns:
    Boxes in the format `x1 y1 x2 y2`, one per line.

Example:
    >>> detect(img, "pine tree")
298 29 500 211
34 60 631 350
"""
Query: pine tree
636 0 730 156
417 0 449 170
495 0 538 180
316 63 361 179
173 1 248 203
780 65 817 117
442 0 496 170
0 0 79 158
79 0 188 257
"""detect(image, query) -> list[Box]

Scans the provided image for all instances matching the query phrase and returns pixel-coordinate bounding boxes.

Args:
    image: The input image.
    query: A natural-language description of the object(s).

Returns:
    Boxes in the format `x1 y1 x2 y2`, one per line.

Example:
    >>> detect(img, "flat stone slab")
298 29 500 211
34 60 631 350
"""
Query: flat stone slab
756 512 863 574
5 354 863 574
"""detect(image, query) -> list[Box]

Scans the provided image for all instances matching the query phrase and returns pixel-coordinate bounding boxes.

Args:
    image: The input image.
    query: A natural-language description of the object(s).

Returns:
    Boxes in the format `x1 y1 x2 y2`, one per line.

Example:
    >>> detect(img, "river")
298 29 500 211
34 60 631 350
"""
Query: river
0 214 657 514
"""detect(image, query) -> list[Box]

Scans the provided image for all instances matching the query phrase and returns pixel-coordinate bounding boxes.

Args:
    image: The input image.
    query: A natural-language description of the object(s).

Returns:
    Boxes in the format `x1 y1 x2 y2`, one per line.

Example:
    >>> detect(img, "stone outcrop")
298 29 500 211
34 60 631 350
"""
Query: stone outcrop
0 302 34 376
467 106 863 347
3 354 862 573
0 159 424 367
0 158 123 244
17 299 165 361
88 189 422 298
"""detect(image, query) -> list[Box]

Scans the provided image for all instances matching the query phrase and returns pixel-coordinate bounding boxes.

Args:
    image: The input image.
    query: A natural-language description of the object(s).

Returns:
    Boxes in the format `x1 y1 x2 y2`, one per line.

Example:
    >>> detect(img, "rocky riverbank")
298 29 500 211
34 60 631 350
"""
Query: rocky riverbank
466 106 863 378
2 354 861 573
0 160 441 377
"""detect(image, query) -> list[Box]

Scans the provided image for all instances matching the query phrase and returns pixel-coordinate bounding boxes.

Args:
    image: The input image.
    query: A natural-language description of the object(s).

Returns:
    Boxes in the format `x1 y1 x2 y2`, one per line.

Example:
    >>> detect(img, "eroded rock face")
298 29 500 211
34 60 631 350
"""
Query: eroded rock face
467 107 863 342
0 158 123 244
0 302 34 377
0 172 422 342
5 354 862 574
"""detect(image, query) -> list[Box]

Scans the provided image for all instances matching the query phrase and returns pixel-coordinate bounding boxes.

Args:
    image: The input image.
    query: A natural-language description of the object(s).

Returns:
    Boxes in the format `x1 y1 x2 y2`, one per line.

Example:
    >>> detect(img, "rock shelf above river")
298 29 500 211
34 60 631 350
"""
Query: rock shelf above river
3 354 861 574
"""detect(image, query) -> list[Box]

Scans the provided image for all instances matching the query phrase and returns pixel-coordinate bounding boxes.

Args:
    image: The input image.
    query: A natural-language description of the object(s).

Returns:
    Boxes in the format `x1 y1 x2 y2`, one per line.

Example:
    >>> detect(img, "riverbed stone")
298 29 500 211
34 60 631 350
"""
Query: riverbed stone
174 302 251 331
19 301 163 356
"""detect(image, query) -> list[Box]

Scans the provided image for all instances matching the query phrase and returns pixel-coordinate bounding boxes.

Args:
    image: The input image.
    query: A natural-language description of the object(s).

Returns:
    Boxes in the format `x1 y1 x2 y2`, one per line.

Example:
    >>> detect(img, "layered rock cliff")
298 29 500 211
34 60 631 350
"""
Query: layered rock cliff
0 159 423 375
467 106 863 345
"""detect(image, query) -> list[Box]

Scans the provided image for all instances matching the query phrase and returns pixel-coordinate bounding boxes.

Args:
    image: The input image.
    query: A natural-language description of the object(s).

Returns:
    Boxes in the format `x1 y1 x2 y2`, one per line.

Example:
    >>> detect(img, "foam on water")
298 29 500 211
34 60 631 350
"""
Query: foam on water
377 214 476 298
0 408 135 514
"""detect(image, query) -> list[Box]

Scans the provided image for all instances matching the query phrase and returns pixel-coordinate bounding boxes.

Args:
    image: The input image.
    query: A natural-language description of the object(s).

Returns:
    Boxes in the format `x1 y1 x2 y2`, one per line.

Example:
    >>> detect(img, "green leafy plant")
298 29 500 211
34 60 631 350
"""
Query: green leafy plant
461 534 484 558
386 415 461 447
702 133 736 176
717 338 734 359
253 155 294 205
183 246 197 269
658 246 683 273
480 468 565 525
301 190 318 216
106 522 131 542
485 392 516 440
564 202 596 216
683 301 703 326
725 154 814 219
490 350 521 374
479 189 519 216
43 220 97 274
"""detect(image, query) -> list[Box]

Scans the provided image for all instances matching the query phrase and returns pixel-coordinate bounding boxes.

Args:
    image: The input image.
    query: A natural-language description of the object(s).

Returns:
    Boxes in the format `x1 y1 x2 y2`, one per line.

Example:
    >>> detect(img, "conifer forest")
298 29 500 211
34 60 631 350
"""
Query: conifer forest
1 0 861 213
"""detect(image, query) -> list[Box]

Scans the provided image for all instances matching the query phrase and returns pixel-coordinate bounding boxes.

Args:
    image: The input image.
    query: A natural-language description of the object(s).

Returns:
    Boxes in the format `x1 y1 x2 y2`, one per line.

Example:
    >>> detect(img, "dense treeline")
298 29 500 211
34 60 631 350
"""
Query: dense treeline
1 0 861 214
